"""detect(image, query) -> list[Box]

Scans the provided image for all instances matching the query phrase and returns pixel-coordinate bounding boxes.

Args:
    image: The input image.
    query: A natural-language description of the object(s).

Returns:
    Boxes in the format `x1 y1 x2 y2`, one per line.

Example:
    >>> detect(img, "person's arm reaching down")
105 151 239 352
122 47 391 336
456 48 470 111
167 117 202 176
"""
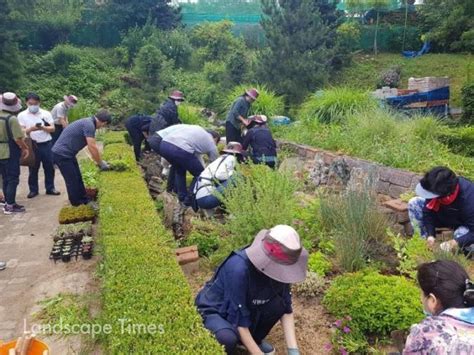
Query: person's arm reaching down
238 327 263 355
281 313 299 354
86 137 108 170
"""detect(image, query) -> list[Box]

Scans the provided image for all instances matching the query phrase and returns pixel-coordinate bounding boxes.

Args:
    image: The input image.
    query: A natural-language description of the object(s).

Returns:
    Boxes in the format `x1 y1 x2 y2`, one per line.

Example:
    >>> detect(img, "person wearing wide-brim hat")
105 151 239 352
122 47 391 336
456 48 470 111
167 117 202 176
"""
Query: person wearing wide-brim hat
51 94 78 145
192 141 244 211
408 166 474 253
0 92 30 214
243 114 278 169
196 225 307 355
225 88 259 144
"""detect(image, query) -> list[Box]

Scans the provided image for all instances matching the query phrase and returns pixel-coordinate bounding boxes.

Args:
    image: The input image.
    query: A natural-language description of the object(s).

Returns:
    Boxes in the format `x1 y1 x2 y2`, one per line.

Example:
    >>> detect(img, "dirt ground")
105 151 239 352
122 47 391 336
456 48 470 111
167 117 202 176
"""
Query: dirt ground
184 263 333 355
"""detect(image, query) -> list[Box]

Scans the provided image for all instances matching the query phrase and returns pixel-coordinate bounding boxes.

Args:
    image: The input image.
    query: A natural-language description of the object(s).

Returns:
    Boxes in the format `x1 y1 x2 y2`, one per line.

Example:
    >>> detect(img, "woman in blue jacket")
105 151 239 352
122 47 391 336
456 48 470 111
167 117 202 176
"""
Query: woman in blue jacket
408 166 474 253
195 225 307 355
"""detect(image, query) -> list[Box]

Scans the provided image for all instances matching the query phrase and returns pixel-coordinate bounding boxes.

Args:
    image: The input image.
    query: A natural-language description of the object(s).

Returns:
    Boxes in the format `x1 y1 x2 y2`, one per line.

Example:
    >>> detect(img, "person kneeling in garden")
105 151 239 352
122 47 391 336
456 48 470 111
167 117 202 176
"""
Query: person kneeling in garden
403 260 474 354
408 166 474 253
243 115 277 169
192 141 243 211
195 225 307 355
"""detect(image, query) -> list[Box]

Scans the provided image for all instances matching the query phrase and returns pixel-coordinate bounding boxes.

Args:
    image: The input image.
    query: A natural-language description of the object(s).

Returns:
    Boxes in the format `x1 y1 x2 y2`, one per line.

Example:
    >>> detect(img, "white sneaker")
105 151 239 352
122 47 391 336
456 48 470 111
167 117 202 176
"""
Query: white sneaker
0 261 6 271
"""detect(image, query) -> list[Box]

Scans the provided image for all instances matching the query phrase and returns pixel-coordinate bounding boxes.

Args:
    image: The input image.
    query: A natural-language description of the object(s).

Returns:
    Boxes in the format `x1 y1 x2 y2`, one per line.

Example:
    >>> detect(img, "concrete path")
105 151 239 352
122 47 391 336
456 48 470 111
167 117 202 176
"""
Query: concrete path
0 166 98 353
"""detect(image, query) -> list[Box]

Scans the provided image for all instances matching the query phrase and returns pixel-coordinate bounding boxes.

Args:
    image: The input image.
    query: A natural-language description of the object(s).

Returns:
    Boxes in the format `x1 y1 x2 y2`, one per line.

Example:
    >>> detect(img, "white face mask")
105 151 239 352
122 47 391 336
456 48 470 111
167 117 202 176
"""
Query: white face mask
28 105 40 114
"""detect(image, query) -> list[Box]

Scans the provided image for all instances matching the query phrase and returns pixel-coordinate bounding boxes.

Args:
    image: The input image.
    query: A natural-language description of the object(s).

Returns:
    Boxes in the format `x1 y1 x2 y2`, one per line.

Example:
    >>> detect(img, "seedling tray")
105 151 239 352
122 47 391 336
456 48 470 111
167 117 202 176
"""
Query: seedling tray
49 238 94 263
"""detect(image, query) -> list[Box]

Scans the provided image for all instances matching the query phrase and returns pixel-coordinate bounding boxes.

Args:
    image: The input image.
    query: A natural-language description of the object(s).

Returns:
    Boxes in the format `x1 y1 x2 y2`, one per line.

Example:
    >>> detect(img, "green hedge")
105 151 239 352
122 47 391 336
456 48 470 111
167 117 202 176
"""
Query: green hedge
98 139 223 353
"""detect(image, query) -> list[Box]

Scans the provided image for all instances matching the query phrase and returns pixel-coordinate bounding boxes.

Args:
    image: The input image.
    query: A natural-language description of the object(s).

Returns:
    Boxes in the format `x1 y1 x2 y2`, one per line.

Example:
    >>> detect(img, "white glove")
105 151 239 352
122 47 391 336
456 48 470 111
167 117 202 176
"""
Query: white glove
99 160 110 171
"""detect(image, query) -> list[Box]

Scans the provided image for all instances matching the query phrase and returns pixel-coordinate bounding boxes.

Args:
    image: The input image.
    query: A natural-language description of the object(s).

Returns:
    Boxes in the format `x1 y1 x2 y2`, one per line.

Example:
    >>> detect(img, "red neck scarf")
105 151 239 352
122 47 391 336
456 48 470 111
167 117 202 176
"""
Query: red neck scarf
426 183 460 212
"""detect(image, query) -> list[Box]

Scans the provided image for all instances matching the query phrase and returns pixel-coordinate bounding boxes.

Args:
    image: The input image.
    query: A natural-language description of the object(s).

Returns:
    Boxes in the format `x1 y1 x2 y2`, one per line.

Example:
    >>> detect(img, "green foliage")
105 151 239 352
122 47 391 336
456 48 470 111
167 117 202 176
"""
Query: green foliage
133 44 173 90
299 88 378 124
323 270 424 336
438 126 474 157
0 6 23 92
461 82 474 124
178 104 209 126
420 0 474 52
222 85 285 117
329 316 369 354
97 130 126 146
336 21 362 53
68 99 100 123
392 232 432 279
59 205 96 225
98 142 223 353
276 107 474 180
259 0 344 104
320 189 389 272
308 251 332 276
213 164 297 265
34 293 91 335
293 197 329 252
183 219 226 258
55 222 93 240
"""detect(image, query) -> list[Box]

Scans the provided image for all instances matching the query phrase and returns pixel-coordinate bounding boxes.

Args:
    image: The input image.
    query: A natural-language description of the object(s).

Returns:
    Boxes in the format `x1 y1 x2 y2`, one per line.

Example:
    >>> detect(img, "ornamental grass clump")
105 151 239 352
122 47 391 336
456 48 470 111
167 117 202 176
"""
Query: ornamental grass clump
320 188 389 272
299 87 378 124
323 270 423 336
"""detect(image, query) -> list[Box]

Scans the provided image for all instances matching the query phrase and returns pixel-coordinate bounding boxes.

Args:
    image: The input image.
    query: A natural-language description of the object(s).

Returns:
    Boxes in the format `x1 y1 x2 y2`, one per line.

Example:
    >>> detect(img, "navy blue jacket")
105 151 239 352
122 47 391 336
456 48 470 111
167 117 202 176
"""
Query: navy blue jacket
149 99 181 135
242 126 277 160
125 115 152 133
195 250 292 329
423 177 474 246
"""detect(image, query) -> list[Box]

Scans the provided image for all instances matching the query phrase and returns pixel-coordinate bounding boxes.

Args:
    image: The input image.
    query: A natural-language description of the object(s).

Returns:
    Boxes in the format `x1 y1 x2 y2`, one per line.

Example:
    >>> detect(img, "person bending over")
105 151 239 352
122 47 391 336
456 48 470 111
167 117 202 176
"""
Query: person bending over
408 166 474 253
243 115 277 169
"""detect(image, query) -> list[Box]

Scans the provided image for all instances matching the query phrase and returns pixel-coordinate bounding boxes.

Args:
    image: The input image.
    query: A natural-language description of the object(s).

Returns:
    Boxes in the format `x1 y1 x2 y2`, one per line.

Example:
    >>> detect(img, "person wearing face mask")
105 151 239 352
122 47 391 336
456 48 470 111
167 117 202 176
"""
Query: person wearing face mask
51 94 78 145
0 92 30 214
52 109 112 206
403 260 474 354
18 93 60 199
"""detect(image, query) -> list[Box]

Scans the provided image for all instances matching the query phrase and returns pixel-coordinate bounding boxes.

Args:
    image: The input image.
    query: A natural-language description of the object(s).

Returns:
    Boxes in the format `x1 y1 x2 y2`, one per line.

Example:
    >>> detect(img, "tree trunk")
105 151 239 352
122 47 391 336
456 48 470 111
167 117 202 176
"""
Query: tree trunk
374 10 380 56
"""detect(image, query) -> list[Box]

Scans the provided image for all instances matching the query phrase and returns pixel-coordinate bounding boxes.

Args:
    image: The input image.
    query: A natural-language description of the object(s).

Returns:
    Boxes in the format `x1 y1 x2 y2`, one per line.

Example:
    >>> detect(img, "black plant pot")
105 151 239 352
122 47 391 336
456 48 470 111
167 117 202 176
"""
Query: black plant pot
62 252 71 262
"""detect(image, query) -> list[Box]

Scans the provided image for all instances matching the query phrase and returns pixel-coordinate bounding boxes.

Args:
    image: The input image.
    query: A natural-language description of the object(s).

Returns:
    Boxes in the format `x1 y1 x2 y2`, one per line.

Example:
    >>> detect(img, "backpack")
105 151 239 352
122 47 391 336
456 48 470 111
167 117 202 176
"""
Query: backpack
0 115 14 144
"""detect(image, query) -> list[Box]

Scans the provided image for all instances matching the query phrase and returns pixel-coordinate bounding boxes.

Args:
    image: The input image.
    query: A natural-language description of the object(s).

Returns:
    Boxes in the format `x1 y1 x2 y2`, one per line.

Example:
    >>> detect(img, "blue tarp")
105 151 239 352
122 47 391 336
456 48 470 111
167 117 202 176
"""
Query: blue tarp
386 86 449 107
402 41 431 58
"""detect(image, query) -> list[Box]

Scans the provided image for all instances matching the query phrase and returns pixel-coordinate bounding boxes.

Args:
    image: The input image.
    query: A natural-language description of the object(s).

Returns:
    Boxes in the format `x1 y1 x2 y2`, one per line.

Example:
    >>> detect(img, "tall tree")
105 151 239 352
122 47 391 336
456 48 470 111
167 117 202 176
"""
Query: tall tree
102 0 181 32
420 0 474 52
259 0 343 104
0 0 23 91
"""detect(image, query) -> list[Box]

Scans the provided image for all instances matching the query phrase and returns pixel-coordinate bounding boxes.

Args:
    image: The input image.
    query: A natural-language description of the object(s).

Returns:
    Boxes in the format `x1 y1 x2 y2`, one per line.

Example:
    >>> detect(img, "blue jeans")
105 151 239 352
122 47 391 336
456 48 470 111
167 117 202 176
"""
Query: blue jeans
29 141 55 193
159 141 204 202
2 142 21 205
53 153 88 206
196 180 228 210
408 196 469 242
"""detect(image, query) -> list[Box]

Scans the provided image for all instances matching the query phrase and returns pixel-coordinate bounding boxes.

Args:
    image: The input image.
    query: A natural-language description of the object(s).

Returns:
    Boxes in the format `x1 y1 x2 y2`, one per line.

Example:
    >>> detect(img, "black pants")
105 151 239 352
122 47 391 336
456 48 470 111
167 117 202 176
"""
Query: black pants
51 124 63 146
53 153 88 206
147 135 163 155
29 141 55 193
225 121 242 144
2 142 21 205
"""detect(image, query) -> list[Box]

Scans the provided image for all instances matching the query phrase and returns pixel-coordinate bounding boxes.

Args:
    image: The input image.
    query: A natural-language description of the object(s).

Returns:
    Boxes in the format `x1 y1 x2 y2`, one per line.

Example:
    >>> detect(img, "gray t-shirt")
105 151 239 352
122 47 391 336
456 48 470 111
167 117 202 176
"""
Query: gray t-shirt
51 102 69 125
163 124 218 161
52 117 96 158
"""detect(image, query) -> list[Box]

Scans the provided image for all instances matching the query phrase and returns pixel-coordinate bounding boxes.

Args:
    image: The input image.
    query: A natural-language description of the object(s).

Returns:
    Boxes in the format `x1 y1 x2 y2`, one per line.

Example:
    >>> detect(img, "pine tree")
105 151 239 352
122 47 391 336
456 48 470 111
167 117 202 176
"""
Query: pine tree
0 0 23 92
259 0 343 104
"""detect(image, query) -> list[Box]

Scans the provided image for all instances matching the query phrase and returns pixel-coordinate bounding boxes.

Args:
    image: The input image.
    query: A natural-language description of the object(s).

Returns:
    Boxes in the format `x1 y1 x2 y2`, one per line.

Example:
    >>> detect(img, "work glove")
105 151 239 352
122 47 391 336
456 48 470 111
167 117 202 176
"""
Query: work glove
98 160 110 171
288 348 300 355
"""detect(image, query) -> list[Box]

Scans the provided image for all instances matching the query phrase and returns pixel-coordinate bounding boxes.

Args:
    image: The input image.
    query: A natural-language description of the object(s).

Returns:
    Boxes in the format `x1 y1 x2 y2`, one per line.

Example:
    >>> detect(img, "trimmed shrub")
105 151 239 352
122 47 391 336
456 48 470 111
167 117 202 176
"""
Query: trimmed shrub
58 205 95 224
323 271 423 336
438 126 474 157
98 139 223 353
299 88 378 124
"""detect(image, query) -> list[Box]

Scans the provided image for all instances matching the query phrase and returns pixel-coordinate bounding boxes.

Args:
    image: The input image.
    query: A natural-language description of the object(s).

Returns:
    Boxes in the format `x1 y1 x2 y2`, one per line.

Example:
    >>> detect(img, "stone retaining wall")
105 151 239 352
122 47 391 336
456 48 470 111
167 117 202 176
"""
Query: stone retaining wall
278 140 422 198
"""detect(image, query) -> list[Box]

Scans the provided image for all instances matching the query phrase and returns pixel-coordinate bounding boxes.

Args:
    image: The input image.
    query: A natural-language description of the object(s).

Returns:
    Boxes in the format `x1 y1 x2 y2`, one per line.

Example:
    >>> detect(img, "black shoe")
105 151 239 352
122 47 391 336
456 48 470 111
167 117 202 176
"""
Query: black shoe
46 190 61 196
27 192 38 199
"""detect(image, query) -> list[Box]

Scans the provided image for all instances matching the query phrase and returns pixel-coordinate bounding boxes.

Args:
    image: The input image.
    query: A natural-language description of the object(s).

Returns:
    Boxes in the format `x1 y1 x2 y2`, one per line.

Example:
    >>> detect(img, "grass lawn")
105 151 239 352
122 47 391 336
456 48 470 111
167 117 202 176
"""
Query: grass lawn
333 53 473 107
